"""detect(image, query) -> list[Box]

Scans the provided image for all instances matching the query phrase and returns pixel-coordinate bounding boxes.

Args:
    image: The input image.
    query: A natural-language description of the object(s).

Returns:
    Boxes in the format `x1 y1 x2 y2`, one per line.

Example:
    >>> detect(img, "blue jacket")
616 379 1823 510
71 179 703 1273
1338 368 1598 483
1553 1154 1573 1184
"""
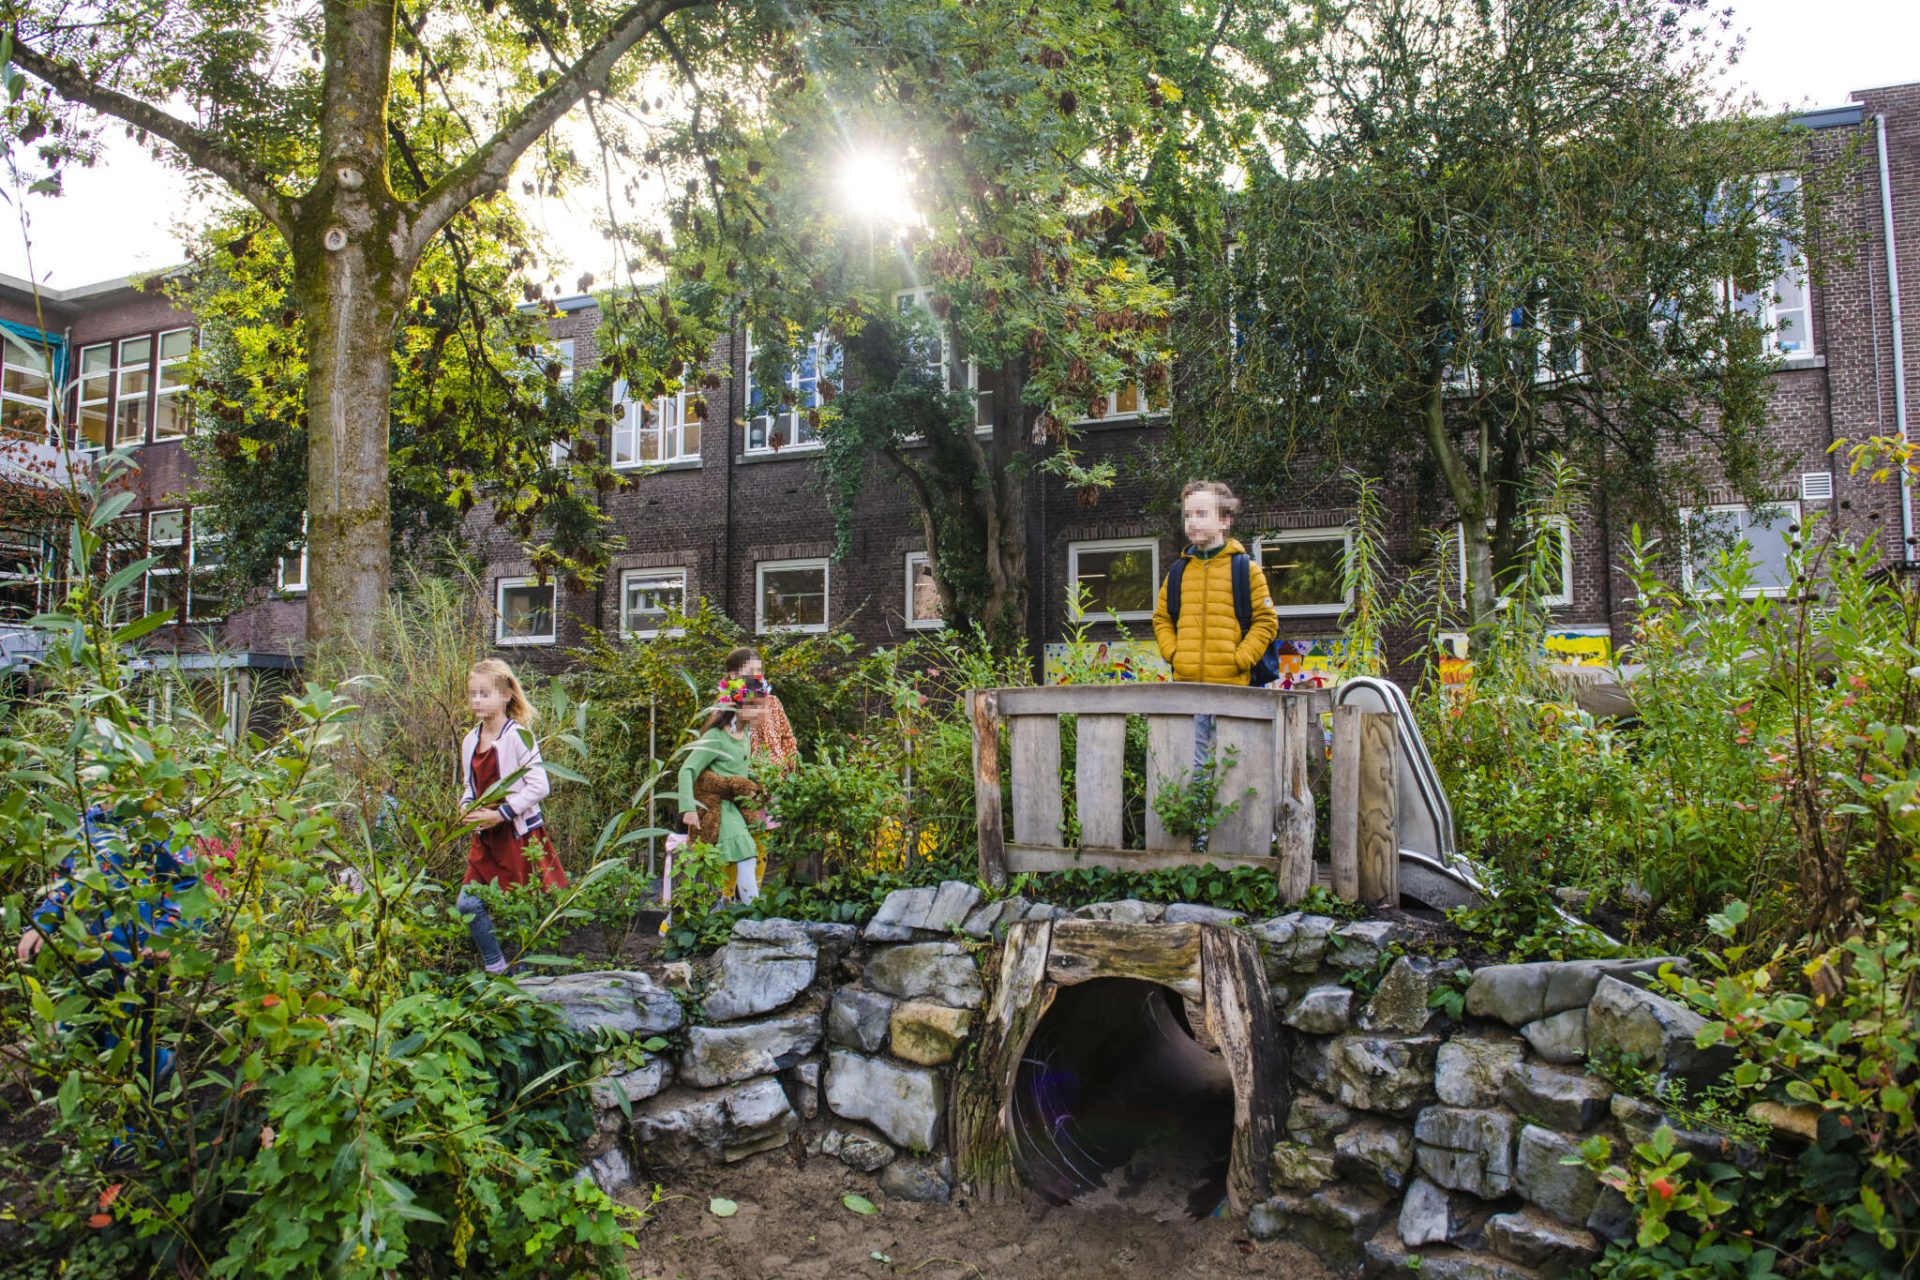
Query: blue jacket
31 807 199 967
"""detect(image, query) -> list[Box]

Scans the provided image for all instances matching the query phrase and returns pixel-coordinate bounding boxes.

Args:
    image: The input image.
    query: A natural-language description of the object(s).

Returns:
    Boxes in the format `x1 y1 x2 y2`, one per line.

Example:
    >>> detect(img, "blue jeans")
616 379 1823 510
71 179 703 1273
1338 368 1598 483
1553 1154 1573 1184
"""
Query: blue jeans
456 887 507 971
1192 715 1217 851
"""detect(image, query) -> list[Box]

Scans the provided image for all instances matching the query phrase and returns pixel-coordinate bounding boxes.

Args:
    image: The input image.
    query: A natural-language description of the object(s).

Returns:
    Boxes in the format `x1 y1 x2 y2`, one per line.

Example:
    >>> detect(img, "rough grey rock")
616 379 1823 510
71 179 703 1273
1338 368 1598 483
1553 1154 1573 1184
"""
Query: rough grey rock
1165 902 1246 926
1587 976 1732 1089
518 970 684 1036
864 881 985 942
837 1133 897 1173
1514 1125 1600 1226
678 1001 824 1089
1271 1141 1338 1190
796 921 858 970
1362 955 1453 1034
784 1059 820 1120
1502 1062 1613 1132
1399 1175 1473 1247
1609 1094 1753 1166
1414 1106 1519 1198
1465 958 1685 1028
824 1048 943 1151
1330 920 1407 970
1324 1034 1441 1116
879 1158 953 1203
1520 1008 1590 1064
1435 1035 1526 1108
583 1144 632 1196
591 1059 671 1110
1334 1119 1416 1194
1285 985 1354 1034
1070 898 1165 924
632 1077 797 1166
866 942 985 1008
1251 913 1338 976
1286 1091 1353 1148
703 920 817 1023
1485 1208 1601 1270
889 1001 971 1066
960 895 1037 940
1363 1227 1547 1280
1248 1198 1289 1241
1293 1186 1393 1267
1586 1187 1635 1242
827 989 895 1053
1290 1035 1332 1089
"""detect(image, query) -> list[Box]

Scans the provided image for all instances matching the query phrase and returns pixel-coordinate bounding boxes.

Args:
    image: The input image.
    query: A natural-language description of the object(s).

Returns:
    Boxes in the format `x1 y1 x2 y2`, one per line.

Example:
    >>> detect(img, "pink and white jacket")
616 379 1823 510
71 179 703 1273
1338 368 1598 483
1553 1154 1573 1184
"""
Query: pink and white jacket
458 719 550 837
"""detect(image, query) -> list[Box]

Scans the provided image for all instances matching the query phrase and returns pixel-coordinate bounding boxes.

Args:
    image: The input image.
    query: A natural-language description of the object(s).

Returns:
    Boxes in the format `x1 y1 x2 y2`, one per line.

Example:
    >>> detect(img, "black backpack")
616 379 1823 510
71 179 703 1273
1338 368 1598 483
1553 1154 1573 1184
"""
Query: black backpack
1165 552 1284 687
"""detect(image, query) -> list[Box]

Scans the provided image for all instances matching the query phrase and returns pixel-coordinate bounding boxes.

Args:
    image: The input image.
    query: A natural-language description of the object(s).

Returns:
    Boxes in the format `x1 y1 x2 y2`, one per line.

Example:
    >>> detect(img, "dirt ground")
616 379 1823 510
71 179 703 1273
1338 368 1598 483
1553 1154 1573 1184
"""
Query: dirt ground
619 1151 1334 1280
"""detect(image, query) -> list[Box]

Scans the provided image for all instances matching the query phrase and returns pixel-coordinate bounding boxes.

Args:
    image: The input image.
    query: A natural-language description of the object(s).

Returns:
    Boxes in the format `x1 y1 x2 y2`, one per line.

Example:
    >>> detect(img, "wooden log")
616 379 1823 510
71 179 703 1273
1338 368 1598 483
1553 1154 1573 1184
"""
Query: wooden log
1009 714 1064 848
1275 696 1316 902
970 689 1008 889
1208 713 1273 860
1328 703 1362 900
1356 710 1400 906
1074 714 1126 850
1005 843 1290 875
1143 714 1192 851
954 919 1054 1199
1047 919 1204 1002
1201 926 1283 1212
995 682 1286 720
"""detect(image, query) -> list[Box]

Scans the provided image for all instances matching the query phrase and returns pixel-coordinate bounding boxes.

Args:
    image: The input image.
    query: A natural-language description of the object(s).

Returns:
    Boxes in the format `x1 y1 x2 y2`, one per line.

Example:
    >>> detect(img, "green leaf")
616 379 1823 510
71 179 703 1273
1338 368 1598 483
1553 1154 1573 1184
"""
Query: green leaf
112 609 176 645
89 491 137 528
56 1069 81 1121
709 1197 738 1218
841 1193 878 1216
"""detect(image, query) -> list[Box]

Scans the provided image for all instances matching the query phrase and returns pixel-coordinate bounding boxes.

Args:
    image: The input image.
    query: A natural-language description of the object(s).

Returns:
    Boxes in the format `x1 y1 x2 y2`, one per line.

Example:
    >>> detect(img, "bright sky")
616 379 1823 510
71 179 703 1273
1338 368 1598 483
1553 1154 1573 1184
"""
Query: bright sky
1 0 1914 288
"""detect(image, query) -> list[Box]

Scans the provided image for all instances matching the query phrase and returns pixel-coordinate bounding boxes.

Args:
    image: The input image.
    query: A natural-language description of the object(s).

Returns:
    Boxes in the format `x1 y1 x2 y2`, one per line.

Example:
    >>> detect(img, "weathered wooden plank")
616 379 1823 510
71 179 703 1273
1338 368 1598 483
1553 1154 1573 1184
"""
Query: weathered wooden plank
1073 714 1126 850
1275 696 1316 902
1208 713 1273 859
1005 843 1282 875
1328 703 1362 901
1009 714 1064 848
995 682 1285 720
1143 714 1192 851
955 919 1055 1199
1201 926 1283 1212
971 689 1008 889
1047 919 1204 1002
1357 710 1400 906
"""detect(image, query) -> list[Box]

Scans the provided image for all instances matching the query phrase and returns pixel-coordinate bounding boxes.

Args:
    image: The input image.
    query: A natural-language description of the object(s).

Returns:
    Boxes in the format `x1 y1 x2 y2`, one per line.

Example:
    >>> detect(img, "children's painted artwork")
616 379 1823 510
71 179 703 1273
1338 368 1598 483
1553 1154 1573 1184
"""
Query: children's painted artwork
1266 636 1355 689
1042 640 1170 685
1438 626 1615 687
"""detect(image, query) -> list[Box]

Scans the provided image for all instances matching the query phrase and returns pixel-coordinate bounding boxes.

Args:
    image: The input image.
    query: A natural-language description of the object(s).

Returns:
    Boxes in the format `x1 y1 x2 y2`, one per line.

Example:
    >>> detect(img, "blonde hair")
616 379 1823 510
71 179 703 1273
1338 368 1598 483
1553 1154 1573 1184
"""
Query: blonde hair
471 658 536 727
1180 480 1241 520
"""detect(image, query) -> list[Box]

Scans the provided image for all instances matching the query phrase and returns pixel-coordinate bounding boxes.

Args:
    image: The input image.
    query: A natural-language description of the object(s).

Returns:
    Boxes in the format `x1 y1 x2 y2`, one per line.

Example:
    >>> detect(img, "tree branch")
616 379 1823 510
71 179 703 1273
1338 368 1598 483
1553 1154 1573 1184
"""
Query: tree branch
8 36 295 235
408 0 711 255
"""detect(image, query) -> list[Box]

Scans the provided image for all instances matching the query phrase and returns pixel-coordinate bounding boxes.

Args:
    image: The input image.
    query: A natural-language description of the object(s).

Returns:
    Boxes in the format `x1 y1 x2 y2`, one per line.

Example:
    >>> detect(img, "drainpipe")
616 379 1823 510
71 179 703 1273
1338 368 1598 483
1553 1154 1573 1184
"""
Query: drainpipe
1876 114 1914 556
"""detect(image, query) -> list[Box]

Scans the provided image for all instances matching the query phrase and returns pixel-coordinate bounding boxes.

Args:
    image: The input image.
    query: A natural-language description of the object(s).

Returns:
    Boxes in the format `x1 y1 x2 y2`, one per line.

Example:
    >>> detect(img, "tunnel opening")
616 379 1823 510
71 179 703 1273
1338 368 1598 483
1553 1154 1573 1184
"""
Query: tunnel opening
1009 977 1237 1218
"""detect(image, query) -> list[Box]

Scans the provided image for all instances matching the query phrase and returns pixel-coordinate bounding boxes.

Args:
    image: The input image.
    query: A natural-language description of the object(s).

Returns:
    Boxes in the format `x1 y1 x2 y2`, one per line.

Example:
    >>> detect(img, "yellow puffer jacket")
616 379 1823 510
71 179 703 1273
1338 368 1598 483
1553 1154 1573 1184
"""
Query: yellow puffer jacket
1151 538 1280 685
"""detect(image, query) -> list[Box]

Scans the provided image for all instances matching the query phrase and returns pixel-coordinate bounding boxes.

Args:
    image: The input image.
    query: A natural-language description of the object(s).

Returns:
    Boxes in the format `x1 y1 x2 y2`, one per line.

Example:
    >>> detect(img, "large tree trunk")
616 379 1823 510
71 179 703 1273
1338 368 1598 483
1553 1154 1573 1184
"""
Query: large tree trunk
1420 376 1497 626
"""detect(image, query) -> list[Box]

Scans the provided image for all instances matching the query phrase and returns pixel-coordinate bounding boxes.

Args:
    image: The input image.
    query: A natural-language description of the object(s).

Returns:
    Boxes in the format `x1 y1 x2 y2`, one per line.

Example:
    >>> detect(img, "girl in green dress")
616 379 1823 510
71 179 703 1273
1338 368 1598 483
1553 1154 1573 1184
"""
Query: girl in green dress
677 678 768 902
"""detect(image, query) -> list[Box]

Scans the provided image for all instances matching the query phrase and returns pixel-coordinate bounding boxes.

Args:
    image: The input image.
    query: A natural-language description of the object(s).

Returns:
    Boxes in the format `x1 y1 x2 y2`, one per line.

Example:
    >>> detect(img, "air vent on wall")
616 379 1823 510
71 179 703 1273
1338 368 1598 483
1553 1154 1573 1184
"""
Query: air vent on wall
1800 470 1834 503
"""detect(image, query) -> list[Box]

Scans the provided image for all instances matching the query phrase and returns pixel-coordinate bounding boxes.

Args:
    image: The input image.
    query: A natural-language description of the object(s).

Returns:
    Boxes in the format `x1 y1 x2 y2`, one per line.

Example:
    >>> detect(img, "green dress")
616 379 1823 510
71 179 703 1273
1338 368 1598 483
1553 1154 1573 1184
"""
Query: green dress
677 726 759 865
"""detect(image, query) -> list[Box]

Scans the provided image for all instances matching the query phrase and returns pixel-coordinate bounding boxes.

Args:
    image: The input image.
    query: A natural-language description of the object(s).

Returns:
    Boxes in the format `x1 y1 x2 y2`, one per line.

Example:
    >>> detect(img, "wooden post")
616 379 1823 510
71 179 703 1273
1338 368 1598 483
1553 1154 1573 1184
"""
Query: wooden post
1356 710 1400 906
1329 703 1362 900
1275 696 1315 902
1201 926 1281 1211
971 689 1008 889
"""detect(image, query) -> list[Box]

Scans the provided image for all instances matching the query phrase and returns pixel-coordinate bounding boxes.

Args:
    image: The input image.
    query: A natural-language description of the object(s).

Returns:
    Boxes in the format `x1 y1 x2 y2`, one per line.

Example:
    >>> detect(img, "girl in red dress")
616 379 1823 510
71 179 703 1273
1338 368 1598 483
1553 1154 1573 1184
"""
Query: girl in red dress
457 658 567 973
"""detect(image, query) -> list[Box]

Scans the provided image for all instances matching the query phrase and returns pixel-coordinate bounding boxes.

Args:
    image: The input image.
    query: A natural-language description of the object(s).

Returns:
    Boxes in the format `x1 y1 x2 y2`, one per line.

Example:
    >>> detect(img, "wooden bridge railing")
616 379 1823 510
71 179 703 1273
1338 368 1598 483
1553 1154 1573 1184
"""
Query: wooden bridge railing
969 683 1402 907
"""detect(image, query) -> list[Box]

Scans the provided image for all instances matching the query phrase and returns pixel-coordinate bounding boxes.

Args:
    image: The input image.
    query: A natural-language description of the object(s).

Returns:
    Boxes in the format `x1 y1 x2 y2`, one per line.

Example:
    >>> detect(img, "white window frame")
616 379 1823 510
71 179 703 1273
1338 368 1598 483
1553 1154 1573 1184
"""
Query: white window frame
75 342 113 451
495 576 558 646
1067 537 1161 622
610 379 702 467
1255 528 1354 617
277 513 308 595
145 508 186 617
745 329 838 453
114 335 153 446
546 338 577 466
893 287 992 431
619 567 688 639
755 557 830 634
0 532 47 621
904 551 944 630
151 328 193 442
1679 502 1801 599
1721 174 1814 361
1456 515 1575 609
1 331 54 445
1067 381 1161 426
186 506 227 622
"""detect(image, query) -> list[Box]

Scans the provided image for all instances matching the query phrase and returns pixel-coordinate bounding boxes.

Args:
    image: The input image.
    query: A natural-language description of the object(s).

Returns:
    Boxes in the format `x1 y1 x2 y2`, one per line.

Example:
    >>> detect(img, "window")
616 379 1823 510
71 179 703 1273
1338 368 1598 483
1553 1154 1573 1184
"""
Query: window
145 509 186 618
0 533 46 621
620 568 686 638
1681 502 1800 598
1256 529 1352 616
746 330 840 452
546 339 576 466
894 288 992 429
76 343 112 450
1068 538 1159 621
278 513 308 595
610 380 702 466
1069 381 1164 425
102 515 144 624
1724 174 1813 359
115 336 153 446
1 332 53 443
188 509 228 621
1455 516 1574 609
152 329 193 441
905 552 944 630
756 558 829 633
495 577 557 645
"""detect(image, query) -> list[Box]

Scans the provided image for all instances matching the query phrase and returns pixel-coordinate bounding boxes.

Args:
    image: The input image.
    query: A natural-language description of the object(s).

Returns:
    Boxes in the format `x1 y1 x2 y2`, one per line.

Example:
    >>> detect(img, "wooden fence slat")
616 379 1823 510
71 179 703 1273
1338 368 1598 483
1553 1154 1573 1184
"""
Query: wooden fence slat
997 682 1286 719
971 689 1008 888
1208 714 1272 859
1073 714 1127 850
1357 710 1400 906
1009 715 1064 848
1329 703 1362 900
1144 714 1194 851
1276 695 1316 902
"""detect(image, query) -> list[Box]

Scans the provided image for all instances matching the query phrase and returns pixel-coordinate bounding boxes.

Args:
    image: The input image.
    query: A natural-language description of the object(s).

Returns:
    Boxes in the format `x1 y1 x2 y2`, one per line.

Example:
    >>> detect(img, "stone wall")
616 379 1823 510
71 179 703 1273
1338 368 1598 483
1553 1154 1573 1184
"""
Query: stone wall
522 883 1746 1279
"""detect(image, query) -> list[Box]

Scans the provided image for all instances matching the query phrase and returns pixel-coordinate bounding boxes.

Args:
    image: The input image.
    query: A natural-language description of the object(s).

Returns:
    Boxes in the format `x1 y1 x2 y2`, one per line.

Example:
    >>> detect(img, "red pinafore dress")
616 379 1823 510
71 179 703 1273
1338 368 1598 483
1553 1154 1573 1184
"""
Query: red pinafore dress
463 741 569 890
